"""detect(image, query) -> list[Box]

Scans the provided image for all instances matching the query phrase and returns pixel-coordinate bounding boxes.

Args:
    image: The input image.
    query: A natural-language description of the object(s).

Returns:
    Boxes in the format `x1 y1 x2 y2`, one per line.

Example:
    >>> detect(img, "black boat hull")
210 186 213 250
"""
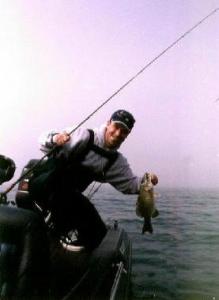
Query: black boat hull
0 205 132 300
0 158 132 299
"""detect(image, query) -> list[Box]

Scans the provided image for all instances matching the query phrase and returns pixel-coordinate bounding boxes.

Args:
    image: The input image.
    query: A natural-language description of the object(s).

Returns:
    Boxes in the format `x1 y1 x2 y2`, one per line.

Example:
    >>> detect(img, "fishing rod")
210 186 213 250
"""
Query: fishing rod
0 7 218 202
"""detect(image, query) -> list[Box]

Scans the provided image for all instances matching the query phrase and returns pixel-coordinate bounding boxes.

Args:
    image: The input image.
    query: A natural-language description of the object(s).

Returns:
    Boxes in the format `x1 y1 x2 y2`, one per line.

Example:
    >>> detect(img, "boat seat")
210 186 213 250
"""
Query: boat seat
0 205 50 299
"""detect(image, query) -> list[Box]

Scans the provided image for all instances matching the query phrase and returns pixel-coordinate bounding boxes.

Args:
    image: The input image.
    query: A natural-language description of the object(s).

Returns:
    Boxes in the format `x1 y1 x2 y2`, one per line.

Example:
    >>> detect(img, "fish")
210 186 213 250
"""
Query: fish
136 173 159 234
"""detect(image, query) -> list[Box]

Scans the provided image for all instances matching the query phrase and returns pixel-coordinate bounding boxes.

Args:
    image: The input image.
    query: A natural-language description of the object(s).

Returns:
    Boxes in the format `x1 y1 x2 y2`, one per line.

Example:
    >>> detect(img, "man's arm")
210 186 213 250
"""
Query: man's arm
38 130 59 153
105 155 158 194
104 154 142 194
39 127 90 155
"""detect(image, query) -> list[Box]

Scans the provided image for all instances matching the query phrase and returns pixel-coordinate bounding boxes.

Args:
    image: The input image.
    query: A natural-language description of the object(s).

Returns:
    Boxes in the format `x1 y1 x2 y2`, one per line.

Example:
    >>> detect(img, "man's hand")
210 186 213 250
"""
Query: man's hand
142 173 158 185
151 173 158 185
53 132 70 146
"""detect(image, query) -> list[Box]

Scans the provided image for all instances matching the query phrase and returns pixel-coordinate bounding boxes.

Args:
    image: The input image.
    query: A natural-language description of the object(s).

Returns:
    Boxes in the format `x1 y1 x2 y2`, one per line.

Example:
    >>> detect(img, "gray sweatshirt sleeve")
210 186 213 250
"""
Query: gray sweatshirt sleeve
105 153 142 194
38 127 90 156
38 130 59 153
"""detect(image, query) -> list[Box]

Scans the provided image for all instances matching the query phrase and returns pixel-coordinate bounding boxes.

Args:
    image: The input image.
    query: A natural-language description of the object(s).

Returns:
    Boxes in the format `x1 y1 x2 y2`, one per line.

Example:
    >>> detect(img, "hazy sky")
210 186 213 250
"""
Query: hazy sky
1 0 219 189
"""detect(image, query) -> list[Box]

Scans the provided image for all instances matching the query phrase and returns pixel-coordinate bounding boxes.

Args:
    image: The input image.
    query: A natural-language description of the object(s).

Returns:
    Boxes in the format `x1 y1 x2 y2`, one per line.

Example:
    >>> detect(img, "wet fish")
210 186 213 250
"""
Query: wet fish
136 173 159 234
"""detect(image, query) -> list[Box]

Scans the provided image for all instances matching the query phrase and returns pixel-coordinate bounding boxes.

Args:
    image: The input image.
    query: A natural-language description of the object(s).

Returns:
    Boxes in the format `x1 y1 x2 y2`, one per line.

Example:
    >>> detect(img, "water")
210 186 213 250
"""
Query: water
92 185 219 300
5 186 219 299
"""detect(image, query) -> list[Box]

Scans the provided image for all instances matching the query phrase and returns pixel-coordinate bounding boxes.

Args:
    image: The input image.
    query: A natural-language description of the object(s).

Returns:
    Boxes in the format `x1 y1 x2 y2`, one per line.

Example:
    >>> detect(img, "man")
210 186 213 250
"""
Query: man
37 109 158 250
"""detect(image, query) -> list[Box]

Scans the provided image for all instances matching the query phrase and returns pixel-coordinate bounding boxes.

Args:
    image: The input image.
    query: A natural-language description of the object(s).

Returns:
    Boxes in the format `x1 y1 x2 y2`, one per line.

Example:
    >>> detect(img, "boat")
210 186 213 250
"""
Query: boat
0 158 132 300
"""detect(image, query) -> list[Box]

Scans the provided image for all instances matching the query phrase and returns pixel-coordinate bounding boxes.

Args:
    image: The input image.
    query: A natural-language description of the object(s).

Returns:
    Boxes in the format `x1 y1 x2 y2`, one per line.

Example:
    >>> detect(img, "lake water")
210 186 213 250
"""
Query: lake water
4 185 219 300
92 185 219 300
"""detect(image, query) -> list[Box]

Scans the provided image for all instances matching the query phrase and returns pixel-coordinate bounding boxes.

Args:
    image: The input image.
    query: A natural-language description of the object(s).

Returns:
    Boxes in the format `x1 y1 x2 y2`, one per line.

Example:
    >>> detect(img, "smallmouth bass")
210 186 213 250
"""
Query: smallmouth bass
136 173 159 234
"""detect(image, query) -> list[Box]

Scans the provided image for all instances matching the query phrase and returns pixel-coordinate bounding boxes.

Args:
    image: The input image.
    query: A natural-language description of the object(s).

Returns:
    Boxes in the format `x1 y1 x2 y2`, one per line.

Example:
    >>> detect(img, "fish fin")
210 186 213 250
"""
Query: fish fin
142 219 153 234
152 208 159 218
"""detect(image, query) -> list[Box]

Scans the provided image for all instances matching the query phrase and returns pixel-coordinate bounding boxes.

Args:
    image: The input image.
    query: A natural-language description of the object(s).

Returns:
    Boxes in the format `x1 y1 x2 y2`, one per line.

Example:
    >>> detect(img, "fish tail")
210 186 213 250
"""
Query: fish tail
142 218 153 234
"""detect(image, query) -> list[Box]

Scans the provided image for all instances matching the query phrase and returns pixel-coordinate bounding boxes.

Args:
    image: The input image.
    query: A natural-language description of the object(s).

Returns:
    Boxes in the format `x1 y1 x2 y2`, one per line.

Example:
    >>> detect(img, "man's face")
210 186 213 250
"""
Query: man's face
104 121 130 149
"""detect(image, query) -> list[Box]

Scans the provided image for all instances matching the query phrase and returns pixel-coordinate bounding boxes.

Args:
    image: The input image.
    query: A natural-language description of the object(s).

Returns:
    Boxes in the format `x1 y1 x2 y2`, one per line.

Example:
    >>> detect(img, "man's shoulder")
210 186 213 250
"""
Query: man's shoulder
111 151 128 167
66 127 90 151
92 124 106 147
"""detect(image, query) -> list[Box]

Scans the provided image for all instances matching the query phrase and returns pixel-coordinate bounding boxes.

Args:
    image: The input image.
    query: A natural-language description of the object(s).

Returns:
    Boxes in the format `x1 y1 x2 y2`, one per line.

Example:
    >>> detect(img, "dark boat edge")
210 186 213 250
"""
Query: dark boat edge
0 158 132 300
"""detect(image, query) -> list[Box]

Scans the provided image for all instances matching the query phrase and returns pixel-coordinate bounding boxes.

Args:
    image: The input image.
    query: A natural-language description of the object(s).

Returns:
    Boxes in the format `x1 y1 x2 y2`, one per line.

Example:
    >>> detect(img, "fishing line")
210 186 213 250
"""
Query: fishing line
67 8 218 137
0 7 218 200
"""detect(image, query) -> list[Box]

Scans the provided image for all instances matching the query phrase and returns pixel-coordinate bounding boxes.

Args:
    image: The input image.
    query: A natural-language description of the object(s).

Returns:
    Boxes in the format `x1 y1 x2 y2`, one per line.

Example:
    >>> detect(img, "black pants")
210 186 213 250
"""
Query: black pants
29 158 106 251
50 187 107 251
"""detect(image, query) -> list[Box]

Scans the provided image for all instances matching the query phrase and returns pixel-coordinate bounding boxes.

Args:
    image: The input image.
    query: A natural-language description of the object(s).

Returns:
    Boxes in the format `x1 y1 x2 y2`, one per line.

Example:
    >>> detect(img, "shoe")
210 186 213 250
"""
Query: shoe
60 239 85 252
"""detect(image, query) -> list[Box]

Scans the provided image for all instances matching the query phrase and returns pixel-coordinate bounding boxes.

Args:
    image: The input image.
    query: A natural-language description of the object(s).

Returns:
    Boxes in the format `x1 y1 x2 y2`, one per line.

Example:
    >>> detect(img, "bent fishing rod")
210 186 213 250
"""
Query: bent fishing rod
0 7 218 202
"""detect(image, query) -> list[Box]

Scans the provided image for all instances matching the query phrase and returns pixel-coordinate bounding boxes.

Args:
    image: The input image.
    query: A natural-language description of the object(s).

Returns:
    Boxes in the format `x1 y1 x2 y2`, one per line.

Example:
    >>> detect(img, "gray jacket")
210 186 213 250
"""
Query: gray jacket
39 124 141 194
